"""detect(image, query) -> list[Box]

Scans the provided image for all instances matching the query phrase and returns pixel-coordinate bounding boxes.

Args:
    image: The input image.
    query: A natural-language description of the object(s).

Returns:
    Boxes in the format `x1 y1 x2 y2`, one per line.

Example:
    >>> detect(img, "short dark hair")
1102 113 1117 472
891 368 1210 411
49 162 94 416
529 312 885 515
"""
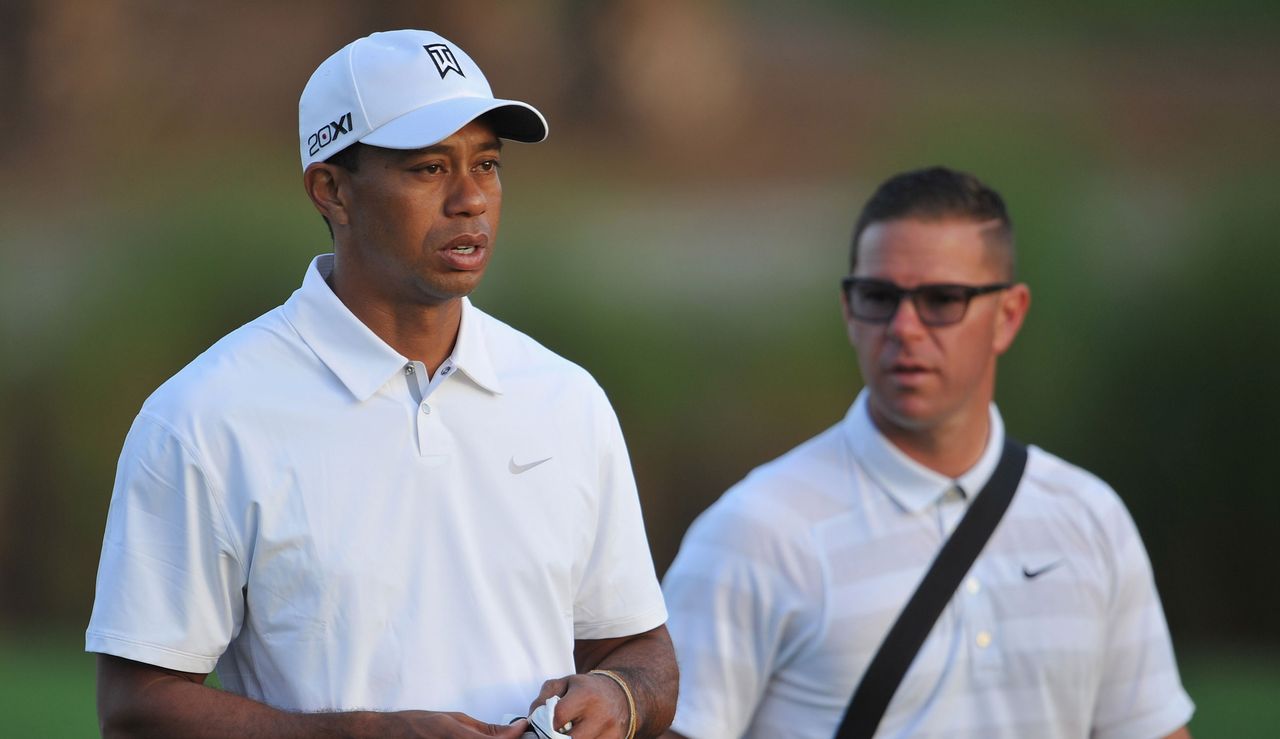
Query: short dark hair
325 142 366 173
850 166 1015 277
318 143 368 239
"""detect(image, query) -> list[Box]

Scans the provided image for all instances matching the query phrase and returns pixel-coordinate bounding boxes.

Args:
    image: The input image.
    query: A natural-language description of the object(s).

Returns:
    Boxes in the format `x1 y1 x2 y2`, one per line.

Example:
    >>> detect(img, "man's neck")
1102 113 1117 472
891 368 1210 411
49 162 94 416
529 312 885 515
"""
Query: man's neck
870 406 992 479
367 301 462 376
325 271 463 376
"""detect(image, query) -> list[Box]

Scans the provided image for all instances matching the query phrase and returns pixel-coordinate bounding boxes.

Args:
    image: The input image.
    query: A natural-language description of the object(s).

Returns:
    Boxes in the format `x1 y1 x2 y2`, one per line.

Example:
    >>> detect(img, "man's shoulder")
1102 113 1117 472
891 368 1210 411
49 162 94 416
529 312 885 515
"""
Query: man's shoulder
702 422 853 536
1016 444 1145 555
1023 444 1124 510
473 305 601 391
140 306 300 426
669 425 850 599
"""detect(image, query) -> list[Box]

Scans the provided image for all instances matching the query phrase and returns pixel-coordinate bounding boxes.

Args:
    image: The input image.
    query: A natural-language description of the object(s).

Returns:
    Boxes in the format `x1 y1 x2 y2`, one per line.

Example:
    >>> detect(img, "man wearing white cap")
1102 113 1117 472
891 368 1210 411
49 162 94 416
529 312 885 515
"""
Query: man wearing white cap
87 30 675 739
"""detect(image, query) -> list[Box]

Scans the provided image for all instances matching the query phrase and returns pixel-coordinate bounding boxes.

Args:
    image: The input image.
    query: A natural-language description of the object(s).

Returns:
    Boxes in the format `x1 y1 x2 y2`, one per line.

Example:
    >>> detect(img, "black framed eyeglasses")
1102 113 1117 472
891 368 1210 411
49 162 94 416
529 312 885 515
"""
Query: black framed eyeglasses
841 277 1011 326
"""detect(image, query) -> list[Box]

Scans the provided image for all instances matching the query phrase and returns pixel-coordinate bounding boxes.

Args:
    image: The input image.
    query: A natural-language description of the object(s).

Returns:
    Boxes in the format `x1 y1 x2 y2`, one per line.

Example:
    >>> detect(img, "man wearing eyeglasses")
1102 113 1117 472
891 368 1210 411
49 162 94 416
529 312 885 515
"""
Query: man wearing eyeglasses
660 167 1193 738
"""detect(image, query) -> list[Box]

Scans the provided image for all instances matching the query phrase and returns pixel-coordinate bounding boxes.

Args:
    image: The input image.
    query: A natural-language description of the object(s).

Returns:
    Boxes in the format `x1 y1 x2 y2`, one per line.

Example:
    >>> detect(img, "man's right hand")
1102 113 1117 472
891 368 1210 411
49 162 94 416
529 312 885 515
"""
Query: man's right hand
97 654 528 739
368 711 528 738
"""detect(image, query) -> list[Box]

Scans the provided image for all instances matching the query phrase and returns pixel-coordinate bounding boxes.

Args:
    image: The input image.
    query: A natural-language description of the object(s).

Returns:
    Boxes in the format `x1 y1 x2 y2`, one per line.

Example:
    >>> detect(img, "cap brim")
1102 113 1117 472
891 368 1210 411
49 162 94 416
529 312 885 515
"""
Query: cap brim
359 96 548 150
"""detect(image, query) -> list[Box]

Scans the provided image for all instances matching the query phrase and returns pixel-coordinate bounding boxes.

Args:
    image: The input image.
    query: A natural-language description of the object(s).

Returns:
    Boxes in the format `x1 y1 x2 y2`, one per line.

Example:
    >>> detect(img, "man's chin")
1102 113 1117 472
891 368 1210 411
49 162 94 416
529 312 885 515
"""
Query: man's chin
868 394 942 434
413 273 485 304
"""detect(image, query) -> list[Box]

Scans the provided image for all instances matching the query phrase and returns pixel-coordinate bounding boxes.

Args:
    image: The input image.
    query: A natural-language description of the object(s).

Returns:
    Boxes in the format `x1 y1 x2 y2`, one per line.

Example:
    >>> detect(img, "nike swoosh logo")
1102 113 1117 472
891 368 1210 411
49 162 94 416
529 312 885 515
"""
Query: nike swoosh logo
1022 560 1064 579
509 456 552 474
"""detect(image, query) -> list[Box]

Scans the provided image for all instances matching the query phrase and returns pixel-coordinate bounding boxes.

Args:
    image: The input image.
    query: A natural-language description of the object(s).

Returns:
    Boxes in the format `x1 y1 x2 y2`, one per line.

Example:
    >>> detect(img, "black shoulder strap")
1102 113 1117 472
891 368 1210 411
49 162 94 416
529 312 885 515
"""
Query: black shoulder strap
834 438 1028 739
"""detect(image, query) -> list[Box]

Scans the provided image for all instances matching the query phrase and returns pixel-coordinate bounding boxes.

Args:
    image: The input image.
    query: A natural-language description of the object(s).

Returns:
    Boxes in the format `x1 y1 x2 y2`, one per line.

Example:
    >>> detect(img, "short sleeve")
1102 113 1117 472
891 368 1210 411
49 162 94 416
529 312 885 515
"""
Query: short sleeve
1090 501 1194 739
571 390 667 639
662 493 819 739
85 413 246 674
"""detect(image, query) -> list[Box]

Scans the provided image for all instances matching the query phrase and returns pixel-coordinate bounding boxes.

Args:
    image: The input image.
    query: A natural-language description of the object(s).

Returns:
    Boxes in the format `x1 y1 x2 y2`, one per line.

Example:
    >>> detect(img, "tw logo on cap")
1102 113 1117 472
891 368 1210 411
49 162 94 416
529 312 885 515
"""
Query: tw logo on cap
308 112 354 157
424 43 464 79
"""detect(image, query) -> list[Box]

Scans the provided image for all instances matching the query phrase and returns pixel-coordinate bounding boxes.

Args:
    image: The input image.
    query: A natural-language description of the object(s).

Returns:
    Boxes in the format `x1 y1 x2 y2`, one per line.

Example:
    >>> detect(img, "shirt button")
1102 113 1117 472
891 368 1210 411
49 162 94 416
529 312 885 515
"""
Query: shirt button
966 577 980 595
421 404 431 414
976 631 993 649
404 365 415 375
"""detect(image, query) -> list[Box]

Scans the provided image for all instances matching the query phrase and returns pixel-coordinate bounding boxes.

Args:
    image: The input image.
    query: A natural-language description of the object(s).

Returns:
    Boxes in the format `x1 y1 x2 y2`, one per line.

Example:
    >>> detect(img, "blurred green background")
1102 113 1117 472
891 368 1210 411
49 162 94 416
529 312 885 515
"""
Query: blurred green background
2 0 1278 735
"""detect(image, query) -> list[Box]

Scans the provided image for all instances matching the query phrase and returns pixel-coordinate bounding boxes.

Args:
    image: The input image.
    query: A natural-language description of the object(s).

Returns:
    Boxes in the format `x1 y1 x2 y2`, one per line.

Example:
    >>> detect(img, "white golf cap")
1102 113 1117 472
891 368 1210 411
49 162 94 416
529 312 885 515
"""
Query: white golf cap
298 29 548 170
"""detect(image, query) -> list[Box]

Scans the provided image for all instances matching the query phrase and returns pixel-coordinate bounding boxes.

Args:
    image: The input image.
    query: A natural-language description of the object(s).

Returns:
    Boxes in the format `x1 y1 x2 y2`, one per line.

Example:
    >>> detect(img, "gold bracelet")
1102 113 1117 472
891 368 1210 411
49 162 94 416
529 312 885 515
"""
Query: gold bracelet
589 668 638 739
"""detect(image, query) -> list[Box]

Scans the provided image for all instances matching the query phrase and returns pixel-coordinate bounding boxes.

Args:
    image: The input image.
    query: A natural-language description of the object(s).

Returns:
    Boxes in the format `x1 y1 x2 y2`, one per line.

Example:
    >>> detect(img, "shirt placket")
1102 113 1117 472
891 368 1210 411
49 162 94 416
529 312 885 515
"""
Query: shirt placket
405 360 454 465
942 485 1003 681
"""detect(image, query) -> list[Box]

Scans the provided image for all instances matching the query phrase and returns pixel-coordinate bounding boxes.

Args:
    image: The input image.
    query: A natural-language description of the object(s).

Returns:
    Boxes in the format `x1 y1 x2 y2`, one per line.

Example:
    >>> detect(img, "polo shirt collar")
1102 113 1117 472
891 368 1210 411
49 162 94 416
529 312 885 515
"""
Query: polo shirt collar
451 297 503 395
283 254 503 401
844 389 1006 513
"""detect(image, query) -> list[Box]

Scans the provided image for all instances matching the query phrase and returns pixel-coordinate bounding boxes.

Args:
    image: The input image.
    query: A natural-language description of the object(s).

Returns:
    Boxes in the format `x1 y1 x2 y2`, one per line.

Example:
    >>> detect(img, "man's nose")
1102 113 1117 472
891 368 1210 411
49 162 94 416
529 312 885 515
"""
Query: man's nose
444 172 487 217
886 295 927 340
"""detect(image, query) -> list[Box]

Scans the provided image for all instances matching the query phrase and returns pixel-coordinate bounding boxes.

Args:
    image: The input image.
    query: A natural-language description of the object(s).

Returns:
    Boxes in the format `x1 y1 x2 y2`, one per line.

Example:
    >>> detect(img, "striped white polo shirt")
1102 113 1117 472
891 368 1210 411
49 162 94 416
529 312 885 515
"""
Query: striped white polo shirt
664 391 1193 739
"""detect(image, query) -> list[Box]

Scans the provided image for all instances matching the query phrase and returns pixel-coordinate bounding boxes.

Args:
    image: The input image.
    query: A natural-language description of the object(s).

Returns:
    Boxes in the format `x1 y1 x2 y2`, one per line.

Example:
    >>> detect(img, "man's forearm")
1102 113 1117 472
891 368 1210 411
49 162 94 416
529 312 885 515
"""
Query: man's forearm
97 654 520 739
101 660 359 739
575 626 679 739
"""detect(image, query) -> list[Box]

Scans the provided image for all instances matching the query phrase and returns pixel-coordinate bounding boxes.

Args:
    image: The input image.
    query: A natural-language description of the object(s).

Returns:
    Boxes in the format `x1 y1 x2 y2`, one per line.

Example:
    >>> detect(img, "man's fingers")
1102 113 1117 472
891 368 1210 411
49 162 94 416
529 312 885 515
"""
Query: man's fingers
528 676 571 714
553 673 628 738
528 673 629 737
549 682 588 725
483 718 529 737
397 711 529 738
446 710 526 736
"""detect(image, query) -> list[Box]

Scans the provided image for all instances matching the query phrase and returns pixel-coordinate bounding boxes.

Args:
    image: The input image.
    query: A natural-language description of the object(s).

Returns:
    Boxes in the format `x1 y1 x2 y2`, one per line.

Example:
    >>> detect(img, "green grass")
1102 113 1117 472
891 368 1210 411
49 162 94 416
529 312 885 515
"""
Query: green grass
1 632 1274 736
0 631 98 737
1182 647 1280 738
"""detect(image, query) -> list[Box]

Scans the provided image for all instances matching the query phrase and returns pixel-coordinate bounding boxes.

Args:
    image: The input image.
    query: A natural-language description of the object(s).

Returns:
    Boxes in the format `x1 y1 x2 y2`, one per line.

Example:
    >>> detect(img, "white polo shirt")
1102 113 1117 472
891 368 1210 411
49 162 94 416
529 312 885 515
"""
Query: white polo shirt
86 254 667 721
663 391 1193 739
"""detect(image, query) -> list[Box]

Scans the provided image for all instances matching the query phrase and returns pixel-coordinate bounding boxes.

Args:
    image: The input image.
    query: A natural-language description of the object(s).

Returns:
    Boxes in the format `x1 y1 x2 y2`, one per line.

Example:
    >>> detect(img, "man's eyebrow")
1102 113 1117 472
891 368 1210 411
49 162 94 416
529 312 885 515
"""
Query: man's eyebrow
411 137 504 156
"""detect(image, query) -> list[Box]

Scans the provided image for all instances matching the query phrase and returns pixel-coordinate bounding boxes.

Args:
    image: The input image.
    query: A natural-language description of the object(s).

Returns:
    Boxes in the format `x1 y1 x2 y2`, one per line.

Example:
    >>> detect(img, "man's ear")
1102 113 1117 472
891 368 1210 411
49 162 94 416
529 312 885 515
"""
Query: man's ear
993 282 1031 355
303 163 350 227
840 284 862 348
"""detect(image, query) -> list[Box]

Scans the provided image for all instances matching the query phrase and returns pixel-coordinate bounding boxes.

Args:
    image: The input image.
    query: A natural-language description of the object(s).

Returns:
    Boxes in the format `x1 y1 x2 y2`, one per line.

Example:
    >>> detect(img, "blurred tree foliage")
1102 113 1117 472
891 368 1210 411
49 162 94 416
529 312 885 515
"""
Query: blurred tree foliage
0 1 1276 653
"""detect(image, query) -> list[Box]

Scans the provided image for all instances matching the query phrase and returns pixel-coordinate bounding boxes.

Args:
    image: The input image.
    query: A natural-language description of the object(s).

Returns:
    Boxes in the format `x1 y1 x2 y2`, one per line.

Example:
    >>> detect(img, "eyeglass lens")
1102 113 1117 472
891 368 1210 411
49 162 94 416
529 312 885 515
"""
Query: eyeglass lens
850 282 973 325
